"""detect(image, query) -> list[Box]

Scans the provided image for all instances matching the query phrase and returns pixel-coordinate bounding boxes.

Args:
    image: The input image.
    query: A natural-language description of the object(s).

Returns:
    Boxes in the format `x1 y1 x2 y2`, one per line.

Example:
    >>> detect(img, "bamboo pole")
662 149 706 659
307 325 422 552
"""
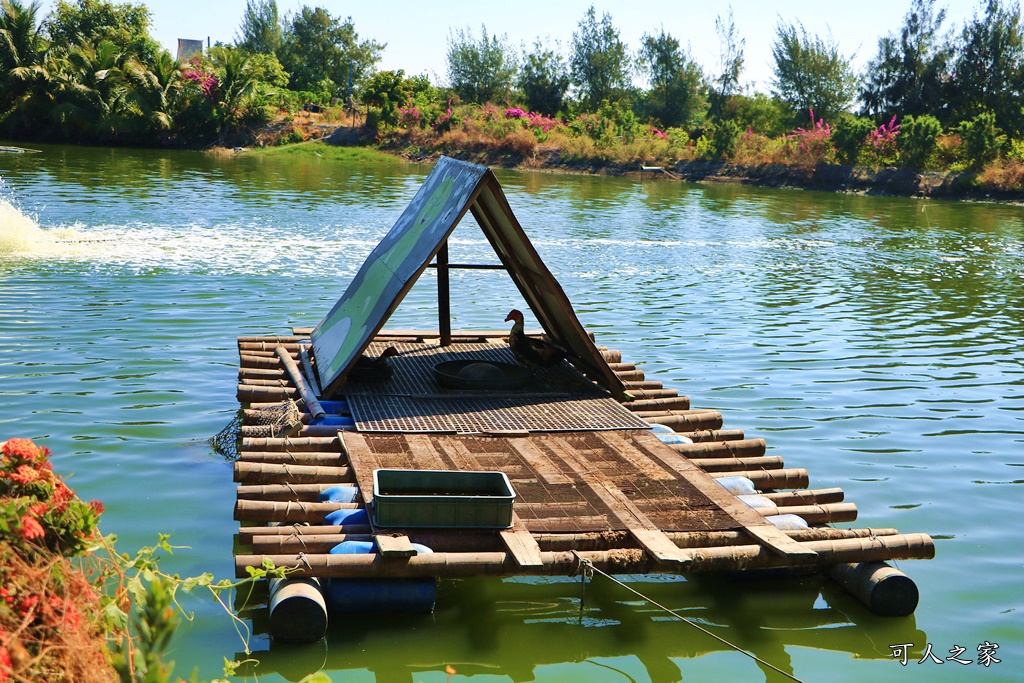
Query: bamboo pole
621 388 680 400
240 341 303 352
680 429 746 442
237 384 298 403
669 439 766 458
241 436 340 451
613 370 645 381
237 451 347 465
773 502 857 524
234 499 358 523
643 411 724 432
622 380 664 390
238 335 307 344
240 378 291 387
234 462 351 484
234 533 935 578
239 354 282 370
690 455 784 472
247 526 901 555
239 368 285 381
760 488 845 506
710 468 810 490
275 346 325 420
238 524 372 544
625 396 691 412
236 483 353 501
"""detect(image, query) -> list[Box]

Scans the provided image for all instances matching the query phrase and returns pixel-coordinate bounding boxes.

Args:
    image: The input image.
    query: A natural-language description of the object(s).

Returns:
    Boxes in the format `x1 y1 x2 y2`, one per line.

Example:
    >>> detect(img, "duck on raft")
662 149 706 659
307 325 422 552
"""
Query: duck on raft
505 309 567 369
348 346 399 381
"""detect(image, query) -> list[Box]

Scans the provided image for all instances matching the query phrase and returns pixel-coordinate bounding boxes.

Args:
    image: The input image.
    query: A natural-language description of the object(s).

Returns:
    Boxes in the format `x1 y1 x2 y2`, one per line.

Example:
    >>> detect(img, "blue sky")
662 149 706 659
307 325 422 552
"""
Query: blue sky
34 0 982 92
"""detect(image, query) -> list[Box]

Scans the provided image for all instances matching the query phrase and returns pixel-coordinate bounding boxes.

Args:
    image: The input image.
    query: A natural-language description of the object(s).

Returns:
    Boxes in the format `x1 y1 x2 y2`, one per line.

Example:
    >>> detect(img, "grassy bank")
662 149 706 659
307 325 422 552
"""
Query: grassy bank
231 113 1024 203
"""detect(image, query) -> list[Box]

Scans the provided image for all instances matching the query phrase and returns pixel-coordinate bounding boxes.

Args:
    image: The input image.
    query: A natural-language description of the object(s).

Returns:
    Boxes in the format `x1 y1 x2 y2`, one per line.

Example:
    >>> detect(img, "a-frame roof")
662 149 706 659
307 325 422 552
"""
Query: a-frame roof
310 156 626 400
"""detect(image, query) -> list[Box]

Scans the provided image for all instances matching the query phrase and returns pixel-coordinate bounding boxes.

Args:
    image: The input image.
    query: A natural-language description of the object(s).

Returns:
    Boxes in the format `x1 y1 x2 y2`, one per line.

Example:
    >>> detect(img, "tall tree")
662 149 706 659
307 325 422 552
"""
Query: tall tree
517 39 569 116
278 6 383 97
569 5 630 108
235 0 281 55
710 6 745 118
770 21 857 122
859 0 952 121
43 0 155 58
949 0 1024 132
637 27 704 128
445 24 516 103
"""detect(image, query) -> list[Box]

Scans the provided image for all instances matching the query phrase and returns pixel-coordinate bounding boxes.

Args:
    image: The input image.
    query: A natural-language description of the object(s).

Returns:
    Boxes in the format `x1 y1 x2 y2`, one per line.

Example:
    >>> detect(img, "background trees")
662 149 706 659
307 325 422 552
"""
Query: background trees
770 21 857 122
275 6 382 99
637 28 704 129
5 0 1024 176
569 6 630 108
948 0 1024 133
235 0 280 56
445 25 516 104
859 0 952 121
518 39 569 117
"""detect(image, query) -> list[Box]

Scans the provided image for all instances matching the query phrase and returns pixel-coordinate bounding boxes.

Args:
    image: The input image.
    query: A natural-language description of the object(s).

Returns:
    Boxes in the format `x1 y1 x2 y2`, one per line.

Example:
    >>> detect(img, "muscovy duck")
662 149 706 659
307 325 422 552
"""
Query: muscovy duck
348 346 399 381
505 309 566 368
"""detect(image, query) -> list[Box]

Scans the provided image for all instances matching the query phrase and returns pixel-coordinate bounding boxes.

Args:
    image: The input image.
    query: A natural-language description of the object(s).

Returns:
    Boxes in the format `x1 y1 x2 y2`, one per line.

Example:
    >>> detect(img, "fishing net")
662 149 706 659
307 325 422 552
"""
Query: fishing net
209 399 303 459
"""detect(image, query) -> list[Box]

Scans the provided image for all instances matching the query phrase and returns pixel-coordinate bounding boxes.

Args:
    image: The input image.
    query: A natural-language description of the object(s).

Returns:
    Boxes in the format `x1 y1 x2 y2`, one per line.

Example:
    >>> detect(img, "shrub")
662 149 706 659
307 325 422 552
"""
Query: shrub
976 158 1024 192
959 111 1005 169
831 114 876 165
783 109 835 167
733 130 787 166
899 115 943 169
861 115 900 168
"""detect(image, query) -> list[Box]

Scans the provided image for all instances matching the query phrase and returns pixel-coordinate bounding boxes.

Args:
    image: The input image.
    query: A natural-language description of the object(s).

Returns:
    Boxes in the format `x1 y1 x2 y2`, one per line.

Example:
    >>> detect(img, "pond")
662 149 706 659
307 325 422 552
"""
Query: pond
1 143 1022 683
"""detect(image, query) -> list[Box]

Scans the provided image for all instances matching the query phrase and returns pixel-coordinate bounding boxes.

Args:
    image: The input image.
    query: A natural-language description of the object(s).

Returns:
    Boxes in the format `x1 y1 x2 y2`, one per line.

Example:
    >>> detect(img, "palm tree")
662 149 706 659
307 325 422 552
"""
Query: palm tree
117 50 185 142
47 39 125 140
208 46 260 143
0 0 48 127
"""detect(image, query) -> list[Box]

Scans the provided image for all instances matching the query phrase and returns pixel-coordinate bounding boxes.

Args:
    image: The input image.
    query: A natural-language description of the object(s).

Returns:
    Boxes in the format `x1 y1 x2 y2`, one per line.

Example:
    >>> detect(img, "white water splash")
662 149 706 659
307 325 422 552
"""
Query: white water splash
0 199 91 255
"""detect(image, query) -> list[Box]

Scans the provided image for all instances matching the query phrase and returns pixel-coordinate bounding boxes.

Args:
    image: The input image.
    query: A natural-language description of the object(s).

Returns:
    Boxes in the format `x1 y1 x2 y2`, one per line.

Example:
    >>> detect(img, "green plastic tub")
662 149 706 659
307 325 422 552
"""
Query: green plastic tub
372 469 516 529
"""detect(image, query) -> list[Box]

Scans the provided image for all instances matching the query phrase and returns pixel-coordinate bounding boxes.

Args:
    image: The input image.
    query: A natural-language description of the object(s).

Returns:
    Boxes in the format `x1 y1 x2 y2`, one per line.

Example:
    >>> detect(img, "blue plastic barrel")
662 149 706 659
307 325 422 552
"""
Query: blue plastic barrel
317 400 350 415
324 508 368 525
319 485 360 503
323 541 437 613
311 416 355 427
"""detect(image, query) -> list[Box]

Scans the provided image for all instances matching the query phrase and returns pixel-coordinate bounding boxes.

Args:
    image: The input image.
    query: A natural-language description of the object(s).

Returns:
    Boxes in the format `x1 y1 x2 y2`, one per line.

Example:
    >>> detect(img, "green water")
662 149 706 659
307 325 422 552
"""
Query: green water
1 144 1021 683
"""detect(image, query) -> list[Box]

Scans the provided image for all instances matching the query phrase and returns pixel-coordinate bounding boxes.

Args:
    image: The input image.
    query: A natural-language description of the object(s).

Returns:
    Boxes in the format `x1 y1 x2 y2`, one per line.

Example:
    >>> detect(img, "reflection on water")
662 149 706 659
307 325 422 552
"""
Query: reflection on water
1 144 1022 682
238 575 927 683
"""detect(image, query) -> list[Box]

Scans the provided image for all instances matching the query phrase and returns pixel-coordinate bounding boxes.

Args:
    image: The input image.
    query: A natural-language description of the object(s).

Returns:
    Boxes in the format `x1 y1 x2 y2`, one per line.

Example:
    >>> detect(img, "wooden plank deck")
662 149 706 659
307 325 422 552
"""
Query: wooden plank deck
232 331 934 580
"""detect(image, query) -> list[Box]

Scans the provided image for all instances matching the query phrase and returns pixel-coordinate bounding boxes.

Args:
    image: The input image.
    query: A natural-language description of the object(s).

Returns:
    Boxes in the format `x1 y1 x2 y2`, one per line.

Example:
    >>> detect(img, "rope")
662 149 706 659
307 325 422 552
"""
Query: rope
572 552 805 683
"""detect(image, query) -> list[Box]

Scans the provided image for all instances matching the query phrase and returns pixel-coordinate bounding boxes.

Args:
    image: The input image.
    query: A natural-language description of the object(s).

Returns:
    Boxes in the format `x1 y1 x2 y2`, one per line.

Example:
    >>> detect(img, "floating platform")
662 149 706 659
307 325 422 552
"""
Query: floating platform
227 157 933 643
232 328 934 639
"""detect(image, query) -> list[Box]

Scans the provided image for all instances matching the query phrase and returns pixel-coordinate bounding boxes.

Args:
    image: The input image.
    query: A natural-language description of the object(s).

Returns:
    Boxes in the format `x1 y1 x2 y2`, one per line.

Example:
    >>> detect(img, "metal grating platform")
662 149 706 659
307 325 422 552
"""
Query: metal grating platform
344 342 649 434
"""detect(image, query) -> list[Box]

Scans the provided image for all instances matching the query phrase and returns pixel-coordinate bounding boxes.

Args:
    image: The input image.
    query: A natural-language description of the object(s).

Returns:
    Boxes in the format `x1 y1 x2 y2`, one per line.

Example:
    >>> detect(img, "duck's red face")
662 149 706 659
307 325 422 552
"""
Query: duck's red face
505 309 523 323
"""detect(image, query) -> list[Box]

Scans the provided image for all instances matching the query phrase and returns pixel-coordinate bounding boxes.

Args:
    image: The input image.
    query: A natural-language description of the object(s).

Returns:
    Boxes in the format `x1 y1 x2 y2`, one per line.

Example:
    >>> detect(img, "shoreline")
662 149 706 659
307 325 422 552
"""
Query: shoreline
236 127 1024 204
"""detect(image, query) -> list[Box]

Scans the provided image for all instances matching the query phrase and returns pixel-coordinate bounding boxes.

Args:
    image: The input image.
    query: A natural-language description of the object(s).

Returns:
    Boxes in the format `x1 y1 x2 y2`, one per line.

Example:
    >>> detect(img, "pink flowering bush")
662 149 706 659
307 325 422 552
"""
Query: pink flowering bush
862 115 900 167
783 109 835 166
182 56 218 100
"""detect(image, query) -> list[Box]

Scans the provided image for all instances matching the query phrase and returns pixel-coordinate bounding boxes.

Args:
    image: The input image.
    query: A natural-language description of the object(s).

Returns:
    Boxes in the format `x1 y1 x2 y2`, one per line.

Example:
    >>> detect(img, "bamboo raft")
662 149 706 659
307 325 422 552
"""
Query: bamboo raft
232 327 934 629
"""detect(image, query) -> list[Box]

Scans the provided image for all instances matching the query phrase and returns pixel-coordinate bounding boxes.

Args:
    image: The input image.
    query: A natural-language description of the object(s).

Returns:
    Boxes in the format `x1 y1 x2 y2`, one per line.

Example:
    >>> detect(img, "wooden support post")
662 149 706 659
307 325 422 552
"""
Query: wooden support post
437 240 451 347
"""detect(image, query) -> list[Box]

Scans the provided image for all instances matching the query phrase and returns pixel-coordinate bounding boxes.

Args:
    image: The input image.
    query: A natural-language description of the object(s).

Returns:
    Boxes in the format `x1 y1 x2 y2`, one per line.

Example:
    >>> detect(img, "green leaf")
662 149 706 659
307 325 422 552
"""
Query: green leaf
298 673 333 683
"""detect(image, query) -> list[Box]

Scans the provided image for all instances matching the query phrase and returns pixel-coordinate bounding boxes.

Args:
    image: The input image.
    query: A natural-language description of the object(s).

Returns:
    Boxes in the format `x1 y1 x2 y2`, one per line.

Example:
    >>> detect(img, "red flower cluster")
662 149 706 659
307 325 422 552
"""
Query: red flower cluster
1 438 104 557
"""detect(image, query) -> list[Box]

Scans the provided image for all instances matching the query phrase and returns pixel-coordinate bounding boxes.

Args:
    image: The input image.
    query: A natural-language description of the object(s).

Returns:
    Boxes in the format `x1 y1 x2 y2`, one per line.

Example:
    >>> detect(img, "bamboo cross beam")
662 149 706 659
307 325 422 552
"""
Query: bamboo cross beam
234 533 935 579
